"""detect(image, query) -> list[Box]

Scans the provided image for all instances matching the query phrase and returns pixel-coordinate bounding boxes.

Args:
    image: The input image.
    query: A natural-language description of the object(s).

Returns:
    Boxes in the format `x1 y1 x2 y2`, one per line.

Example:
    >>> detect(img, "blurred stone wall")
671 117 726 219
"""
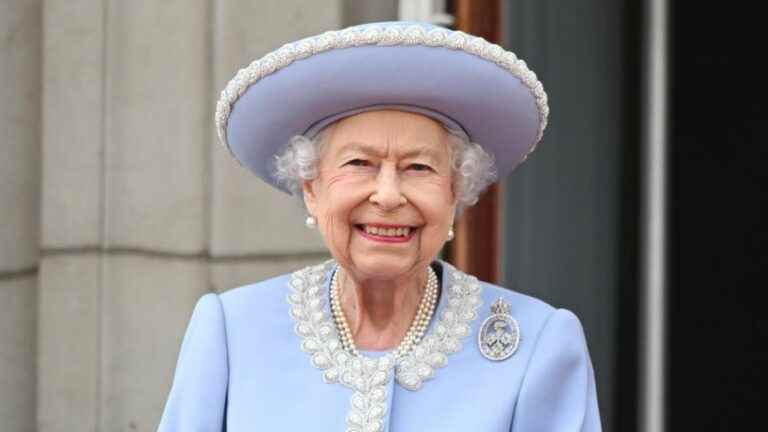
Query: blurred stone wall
0 0 406 430
0 2 41 431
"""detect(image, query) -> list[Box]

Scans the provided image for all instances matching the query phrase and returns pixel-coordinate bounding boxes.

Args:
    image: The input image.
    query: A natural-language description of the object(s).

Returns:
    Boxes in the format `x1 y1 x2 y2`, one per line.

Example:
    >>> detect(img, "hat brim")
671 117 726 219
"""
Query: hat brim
224 29 546 194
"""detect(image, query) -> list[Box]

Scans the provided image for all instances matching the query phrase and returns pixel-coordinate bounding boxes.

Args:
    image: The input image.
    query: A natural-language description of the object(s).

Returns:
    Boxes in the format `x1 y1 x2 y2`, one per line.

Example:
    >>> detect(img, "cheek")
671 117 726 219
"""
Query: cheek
316 171 371 213
403 180 455 250
404 176 455 219
314 173 373 245
317 195 353 236
316 203 354 263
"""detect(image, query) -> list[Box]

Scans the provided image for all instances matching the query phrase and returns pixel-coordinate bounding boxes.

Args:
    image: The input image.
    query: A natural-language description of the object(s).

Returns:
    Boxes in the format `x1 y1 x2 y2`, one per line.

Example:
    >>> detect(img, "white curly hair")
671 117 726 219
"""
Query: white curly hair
273 123 497 216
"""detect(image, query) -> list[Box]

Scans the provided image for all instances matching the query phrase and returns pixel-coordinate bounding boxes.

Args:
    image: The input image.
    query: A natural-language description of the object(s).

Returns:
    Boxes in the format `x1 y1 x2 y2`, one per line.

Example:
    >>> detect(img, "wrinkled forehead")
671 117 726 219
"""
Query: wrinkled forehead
324 110 452 159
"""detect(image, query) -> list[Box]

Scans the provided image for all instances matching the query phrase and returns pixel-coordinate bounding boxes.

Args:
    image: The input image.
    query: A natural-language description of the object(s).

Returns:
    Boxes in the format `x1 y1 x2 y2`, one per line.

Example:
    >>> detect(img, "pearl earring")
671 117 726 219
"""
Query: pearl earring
305 215 317 229
447 227 455 241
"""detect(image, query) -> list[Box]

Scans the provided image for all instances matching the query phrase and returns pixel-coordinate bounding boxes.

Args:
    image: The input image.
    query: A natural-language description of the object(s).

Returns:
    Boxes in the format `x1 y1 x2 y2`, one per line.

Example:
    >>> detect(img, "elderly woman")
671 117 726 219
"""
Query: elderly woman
158 21 601 431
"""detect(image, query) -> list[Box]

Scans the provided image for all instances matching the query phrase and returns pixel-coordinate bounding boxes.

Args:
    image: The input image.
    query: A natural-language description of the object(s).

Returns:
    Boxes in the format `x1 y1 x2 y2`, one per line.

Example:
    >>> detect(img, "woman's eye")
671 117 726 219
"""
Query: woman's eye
346 159 370 167
408 163 432 172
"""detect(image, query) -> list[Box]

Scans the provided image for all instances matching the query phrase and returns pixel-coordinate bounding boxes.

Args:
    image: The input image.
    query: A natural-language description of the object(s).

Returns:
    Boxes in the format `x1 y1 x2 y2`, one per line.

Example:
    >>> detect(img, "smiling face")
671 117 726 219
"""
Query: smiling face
303 110 457 282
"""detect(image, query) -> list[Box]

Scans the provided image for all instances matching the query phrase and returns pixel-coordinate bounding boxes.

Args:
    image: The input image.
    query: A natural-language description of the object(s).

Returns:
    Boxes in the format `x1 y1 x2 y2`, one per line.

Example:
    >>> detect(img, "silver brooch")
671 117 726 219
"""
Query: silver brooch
478 298 520 361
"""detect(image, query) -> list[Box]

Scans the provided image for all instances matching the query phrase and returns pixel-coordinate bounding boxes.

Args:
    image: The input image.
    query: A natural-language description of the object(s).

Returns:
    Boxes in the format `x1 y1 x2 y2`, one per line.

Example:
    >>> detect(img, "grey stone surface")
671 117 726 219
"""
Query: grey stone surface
99 254 208 431
343 0 398 25
41 0 105 248
104 0 209 253
0 2 41 431
0 0 41 271
214 0 342 66
0 275 37 432
210 153 330 255
209 0 341 256
211 254 330 293
37 254 100 432
38 253 209 432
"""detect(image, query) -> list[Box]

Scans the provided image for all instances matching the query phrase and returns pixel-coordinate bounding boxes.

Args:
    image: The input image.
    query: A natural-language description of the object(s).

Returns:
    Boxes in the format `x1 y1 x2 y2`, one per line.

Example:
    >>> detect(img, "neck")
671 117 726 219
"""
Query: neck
338 265 430 350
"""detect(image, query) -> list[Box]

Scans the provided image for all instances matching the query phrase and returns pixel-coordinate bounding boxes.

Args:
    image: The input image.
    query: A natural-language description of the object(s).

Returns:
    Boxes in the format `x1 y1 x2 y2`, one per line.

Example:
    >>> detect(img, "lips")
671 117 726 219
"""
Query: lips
354 223 419 243
361 224 411 237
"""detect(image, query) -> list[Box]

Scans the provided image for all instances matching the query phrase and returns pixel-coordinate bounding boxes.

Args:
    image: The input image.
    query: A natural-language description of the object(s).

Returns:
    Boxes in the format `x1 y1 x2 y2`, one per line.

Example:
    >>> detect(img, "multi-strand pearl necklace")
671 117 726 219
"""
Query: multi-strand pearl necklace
329 266 439 360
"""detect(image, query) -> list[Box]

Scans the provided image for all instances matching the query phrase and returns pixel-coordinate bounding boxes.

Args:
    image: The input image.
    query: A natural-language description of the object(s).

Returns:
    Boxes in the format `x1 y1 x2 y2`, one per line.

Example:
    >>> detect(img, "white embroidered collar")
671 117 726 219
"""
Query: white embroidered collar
287 260 483 431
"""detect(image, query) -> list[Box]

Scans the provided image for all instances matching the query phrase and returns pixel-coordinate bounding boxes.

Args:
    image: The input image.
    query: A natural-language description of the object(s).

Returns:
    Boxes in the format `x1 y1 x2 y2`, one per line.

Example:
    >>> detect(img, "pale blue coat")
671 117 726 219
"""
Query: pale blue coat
158 260 602 431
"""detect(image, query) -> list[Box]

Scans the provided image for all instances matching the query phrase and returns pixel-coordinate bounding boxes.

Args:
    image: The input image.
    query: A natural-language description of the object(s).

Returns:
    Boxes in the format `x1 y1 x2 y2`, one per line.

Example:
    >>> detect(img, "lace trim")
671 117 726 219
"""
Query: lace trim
215 24 549 164
286 260 483 431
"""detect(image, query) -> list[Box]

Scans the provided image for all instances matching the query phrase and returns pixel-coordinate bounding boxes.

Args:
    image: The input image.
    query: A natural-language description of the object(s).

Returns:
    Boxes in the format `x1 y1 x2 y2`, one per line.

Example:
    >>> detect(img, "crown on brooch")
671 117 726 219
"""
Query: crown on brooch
490 297 511 315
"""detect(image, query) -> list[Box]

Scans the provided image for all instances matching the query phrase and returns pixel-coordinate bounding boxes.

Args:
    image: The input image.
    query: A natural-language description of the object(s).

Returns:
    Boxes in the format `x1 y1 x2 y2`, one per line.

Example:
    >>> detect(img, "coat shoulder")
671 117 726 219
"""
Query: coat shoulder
217 270 301 327
477 279 557 322
219 271 292 303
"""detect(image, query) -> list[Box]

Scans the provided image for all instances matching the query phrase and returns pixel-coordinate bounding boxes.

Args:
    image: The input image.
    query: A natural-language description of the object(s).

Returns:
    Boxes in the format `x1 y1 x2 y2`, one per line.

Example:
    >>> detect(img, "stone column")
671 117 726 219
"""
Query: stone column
38 1 107 430
0 1 42 431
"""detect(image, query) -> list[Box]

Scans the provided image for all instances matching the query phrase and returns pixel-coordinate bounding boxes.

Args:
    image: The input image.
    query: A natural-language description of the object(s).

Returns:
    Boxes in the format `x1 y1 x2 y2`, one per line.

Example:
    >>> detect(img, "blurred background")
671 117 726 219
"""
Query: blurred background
1 0 765 431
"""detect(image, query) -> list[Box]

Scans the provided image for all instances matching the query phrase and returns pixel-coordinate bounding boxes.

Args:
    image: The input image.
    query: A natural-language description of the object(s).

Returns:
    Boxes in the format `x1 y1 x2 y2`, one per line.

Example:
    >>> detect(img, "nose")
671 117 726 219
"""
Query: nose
369 165 407 211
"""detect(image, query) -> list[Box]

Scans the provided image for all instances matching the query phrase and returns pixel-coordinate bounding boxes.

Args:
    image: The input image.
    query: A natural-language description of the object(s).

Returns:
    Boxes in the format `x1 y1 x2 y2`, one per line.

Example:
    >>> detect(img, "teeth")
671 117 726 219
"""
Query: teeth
363 225 411 237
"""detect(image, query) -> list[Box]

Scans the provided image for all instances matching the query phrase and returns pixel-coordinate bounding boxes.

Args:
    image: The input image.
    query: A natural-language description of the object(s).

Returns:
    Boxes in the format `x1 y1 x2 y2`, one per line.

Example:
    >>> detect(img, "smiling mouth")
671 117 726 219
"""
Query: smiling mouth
354 224 419 242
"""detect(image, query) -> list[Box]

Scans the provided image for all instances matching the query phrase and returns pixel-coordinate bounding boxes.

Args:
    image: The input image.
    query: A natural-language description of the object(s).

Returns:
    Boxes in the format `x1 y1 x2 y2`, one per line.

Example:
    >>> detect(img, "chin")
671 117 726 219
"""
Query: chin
348 254 421 281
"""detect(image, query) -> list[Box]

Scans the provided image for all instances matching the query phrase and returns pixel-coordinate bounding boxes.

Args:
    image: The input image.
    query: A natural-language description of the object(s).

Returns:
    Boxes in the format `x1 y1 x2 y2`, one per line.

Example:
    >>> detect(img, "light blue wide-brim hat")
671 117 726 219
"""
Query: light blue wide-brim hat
215 21 549 194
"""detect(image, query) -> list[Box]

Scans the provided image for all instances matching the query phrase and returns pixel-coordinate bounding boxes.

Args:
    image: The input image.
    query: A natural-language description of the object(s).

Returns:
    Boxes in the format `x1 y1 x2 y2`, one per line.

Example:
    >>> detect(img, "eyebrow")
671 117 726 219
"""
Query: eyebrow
336 141 443 162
